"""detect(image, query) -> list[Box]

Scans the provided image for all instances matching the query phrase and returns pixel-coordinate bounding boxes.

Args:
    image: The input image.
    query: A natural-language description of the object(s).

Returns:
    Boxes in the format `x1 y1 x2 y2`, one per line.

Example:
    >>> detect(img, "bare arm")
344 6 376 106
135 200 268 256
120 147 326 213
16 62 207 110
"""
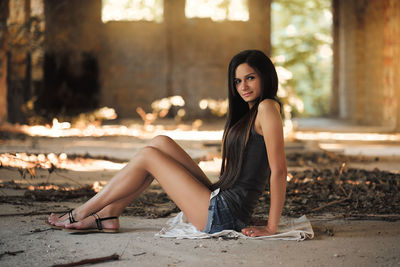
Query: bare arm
242 99 287 236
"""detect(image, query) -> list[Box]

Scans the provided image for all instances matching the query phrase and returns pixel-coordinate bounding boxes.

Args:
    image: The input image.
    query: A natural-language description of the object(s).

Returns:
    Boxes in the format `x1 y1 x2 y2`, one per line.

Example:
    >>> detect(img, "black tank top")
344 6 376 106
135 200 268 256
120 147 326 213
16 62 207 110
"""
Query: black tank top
220 125 270 224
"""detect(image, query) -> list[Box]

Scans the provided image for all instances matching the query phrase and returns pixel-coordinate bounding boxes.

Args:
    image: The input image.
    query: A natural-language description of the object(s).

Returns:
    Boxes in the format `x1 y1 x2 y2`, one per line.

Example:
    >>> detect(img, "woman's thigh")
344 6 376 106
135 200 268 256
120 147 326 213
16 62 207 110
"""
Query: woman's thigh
149 135 211 187
139 146 211 230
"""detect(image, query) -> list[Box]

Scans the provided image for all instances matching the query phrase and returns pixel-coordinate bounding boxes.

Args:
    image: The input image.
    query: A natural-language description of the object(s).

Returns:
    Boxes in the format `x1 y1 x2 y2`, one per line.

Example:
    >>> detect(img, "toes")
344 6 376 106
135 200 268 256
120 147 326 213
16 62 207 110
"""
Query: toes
48 214 57 223
54 219 68 227
49 213 60 221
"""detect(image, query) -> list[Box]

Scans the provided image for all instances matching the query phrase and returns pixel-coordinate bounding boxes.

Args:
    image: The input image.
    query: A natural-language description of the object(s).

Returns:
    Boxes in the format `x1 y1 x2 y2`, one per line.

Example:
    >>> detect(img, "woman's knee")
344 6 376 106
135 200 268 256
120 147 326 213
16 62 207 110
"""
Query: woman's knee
136 146 170 173
149 135 173 148
138 146 159 158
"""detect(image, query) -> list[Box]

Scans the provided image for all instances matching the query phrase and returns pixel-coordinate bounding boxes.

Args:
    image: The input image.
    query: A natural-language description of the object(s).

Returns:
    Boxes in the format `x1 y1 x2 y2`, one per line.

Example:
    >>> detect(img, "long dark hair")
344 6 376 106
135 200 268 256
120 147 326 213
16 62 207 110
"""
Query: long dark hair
211 50 279 191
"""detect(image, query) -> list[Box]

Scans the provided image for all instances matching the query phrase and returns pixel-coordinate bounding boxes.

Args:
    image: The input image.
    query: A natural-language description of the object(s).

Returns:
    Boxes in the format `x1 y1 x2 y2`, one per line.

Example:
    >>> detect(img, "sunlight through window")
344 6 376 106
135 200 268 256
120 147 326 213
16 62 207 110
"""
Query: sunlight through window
102 0 163 23
185 0 249 22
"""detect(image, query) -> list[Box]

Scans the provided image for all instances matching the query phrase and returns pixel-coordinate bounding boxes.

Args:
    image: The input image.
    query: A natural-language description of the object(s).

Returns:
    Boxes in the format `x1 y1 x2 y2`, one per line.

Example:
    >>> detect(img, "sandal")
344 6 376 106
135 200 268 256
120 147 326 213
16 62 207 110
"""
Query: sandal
45 210 76 230
63 213 119 234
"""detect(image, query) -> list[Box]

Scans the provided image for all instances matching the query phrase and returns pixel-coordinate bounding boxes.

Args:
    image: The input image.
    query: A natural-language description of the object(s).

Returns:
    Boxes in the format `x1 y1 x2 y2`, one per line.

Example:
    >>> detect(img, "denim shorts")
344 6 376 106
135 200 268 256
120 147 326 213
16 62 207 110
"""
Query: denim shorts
203 192 246 234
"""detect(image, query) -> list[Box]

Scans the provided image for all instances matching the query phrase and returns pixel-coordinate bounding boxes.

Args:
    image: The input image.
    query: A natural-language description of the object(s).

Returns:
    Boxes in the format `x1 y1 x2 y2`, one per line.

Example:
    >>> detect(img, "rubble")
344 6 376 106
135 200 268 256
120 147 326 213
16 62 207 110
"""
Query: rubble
254 167 400 220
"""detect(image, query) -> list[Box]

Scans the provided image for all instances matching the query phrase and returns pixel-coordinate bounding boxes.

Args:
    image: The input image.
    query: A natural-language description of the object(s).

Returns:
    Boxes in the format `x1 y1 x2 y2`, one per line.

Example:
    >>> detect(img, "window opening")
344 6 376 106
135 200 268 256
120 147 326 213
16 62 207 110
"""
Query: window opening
102 0 163 23
185 0 249 22
272 0 332 117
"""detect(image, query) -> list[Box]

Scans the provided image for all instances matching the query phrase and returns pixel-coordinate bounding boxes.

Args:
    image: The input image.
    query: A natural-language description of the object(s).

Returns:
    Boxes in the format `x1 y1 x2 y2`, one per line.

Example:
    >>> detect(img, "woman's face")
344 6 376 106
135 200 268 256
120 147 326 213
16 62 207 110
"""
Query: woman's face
234 63 261 107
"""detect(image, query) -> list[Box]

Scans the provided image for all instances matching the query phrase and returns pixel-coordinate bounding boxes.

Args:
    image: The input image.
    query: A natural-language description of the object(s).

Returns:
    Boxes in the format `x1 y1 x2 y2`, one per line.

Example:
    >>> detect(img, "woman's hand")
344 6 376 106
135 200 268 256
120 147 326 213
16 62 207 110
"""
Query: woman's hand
241 225 277 237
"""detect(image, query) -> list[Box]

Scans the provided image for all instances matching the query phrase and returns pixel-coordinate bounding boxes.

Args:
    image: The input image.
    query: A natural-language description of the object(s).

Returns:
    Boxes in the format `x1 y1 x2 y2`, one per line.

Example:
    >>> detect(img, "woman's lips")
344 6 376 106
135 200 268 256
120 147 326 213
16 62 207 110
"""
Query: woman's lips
242 92 252 97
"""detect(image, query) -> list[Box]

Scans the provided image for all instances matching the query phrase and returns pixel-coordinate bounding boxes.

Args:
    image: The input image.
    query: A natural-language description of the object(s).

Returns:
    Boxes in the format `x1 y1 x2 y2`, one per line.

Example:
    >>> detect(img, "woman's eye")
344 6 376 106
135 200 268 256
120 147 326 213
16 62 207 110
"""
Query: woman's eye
247 76 255 80
234 79 241 85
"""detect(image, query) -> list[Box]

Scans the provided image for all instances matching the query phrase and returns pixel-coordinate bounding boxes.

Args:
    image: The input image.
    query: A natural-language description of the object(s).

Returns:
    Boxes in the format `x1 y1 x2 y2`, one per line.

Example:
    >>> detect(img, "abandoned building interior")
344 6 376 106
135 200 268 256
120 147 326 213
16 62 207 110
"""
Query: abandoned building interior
0 0 399 130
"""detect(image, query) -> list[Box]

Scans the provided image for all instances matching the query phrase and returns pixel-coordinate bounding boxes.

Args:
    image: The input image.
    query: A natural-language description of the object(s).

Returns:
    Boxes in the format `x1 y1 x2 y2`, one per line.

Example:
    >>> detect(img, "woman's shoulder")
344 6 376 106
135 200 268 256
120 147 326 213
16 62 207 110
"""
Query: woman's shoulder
254 99 280 135
257 99 280 114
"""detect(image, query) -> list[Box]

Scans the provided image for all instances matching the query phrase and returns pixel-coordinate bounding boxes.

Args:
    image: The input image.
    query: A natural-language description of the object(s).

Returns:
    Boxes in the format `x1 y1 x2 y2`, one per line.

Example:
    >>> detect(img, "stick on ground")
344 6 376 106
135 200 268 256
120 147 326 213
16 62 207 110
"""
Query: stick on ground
52 253 119 267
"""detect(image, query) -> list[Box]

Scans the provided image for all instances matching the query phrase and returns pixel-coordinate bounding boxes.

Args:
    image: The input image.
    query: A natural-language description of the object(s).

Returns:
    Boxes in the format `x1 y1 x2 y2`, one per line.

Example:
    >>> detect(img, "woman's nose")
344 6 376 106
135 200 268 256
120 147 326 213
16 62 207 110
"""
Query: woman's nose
239 81 248 91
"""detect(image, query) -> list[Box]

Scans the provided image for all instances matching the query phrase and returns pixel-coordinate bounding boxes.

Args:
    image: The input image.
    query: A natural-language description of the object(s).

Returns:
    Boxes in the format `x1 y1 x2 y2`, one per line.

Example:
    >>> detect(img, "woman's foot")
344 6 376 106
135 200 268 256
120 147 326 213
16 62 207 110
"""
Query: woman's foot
47 210 77 228
64 211 119 233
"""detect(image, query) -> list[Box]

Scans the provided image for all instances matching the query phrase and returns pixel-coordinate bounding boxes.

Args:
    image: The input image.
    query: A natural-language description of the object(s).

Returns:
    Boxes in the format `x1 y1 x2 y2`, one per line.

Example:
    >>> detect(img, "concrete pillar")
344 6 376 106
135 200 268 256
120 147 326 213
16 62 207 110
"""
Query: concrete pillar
334 0 400 130
394 2 400 131
249 0 271 56
335 0 357 120
0 0 8 123
164 0 185 97
7 0 31 123
330 0 339 117
383 0 400 131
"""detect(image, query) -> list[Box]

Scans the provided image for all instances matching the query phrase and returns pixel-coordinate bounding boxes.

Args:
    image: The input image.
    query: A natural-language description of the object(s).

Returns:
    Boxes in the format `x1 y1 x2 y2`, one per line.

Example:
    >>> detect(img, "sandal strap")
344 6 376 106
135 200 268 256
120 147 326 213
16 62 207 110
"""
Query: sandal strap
68 210 76 224
91 213 118 230
58 211 68 219
98 216 119 221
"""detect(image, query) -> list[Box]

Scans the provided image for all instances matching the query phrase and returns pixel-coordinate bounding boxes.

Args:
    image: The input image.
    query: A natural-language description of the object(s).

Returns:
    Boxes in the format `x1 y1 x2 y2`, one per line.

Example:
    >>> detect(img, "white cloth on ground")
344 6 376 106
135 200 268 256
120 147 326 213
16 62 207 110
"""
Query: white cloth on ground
155 212 314 241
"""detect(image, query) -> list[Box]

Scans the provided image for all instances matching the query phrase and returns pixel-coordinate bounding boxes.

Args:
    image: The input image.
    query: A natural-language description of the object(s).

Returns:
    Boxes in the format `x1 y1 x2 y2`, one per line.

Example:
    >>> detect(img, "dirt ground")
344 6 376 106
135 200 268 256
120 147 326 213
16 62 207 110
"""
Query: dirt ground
0 211 399 267
1 120 400 266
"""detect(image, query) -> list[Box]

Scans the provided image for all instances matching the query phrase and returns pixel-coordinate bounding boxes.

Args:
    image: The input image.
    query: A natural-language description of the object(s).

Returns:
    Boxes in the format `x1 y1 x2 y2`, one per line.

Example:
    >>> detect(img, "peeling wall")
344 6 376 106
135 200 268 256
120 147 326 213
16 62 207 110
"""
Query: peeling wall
7 0 32 123
4 0 269 121
0 0 44 123
100 0 271 118
40 0 101 117
39 0 271 119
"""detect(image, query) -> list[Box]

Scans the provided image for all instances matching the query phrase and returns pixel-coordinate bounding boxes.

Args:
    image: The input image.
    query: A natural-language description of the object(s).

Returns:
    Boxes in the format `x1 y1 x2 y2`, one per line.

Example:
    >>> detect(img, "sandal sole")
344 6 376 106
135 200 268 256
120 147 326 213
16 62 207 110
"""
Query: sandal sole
62 228 119 234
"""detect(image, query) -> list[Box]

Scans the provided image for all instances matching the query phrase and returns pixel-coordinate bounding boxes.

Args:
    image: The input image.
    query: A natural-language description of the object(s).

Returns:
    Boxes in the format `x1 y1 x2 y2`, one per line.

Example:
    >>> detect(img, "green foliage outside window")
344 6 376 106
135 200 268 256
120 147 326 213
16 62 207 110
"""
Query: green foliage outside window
272 0 332 117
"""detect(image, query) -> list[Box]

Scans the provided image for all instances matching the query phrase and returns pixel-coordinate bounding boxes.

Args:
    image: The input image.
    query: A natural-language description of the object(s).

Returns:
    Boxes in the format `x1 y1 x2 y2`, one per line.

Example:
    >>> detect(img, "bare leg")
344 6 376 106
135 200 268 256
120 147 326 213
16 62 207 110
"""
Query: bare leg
51 137 211 230
62 176 154 231
50 135 212 230
148 135 212 188
48 173 152 225
68 146 210 229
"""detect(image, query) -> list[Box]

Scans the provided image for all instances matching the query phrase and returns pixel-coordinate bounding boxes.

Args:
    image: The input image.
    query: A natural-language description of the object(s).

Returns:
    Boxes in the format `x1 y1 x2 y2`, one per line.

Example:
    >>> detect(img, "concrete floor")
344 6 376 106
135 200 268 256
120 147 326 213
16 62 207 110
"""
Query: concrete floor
1 118 400 266
1 212 399 267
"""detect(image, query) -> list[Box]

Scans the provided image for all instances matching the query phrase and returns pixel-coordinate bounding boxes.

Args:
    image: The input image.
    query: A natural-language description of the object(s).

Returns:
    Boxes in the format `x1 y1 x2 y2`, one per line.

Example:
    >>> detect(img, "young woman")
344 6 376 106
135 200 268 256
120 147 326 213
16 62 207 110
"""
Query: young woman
47 49 287 237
